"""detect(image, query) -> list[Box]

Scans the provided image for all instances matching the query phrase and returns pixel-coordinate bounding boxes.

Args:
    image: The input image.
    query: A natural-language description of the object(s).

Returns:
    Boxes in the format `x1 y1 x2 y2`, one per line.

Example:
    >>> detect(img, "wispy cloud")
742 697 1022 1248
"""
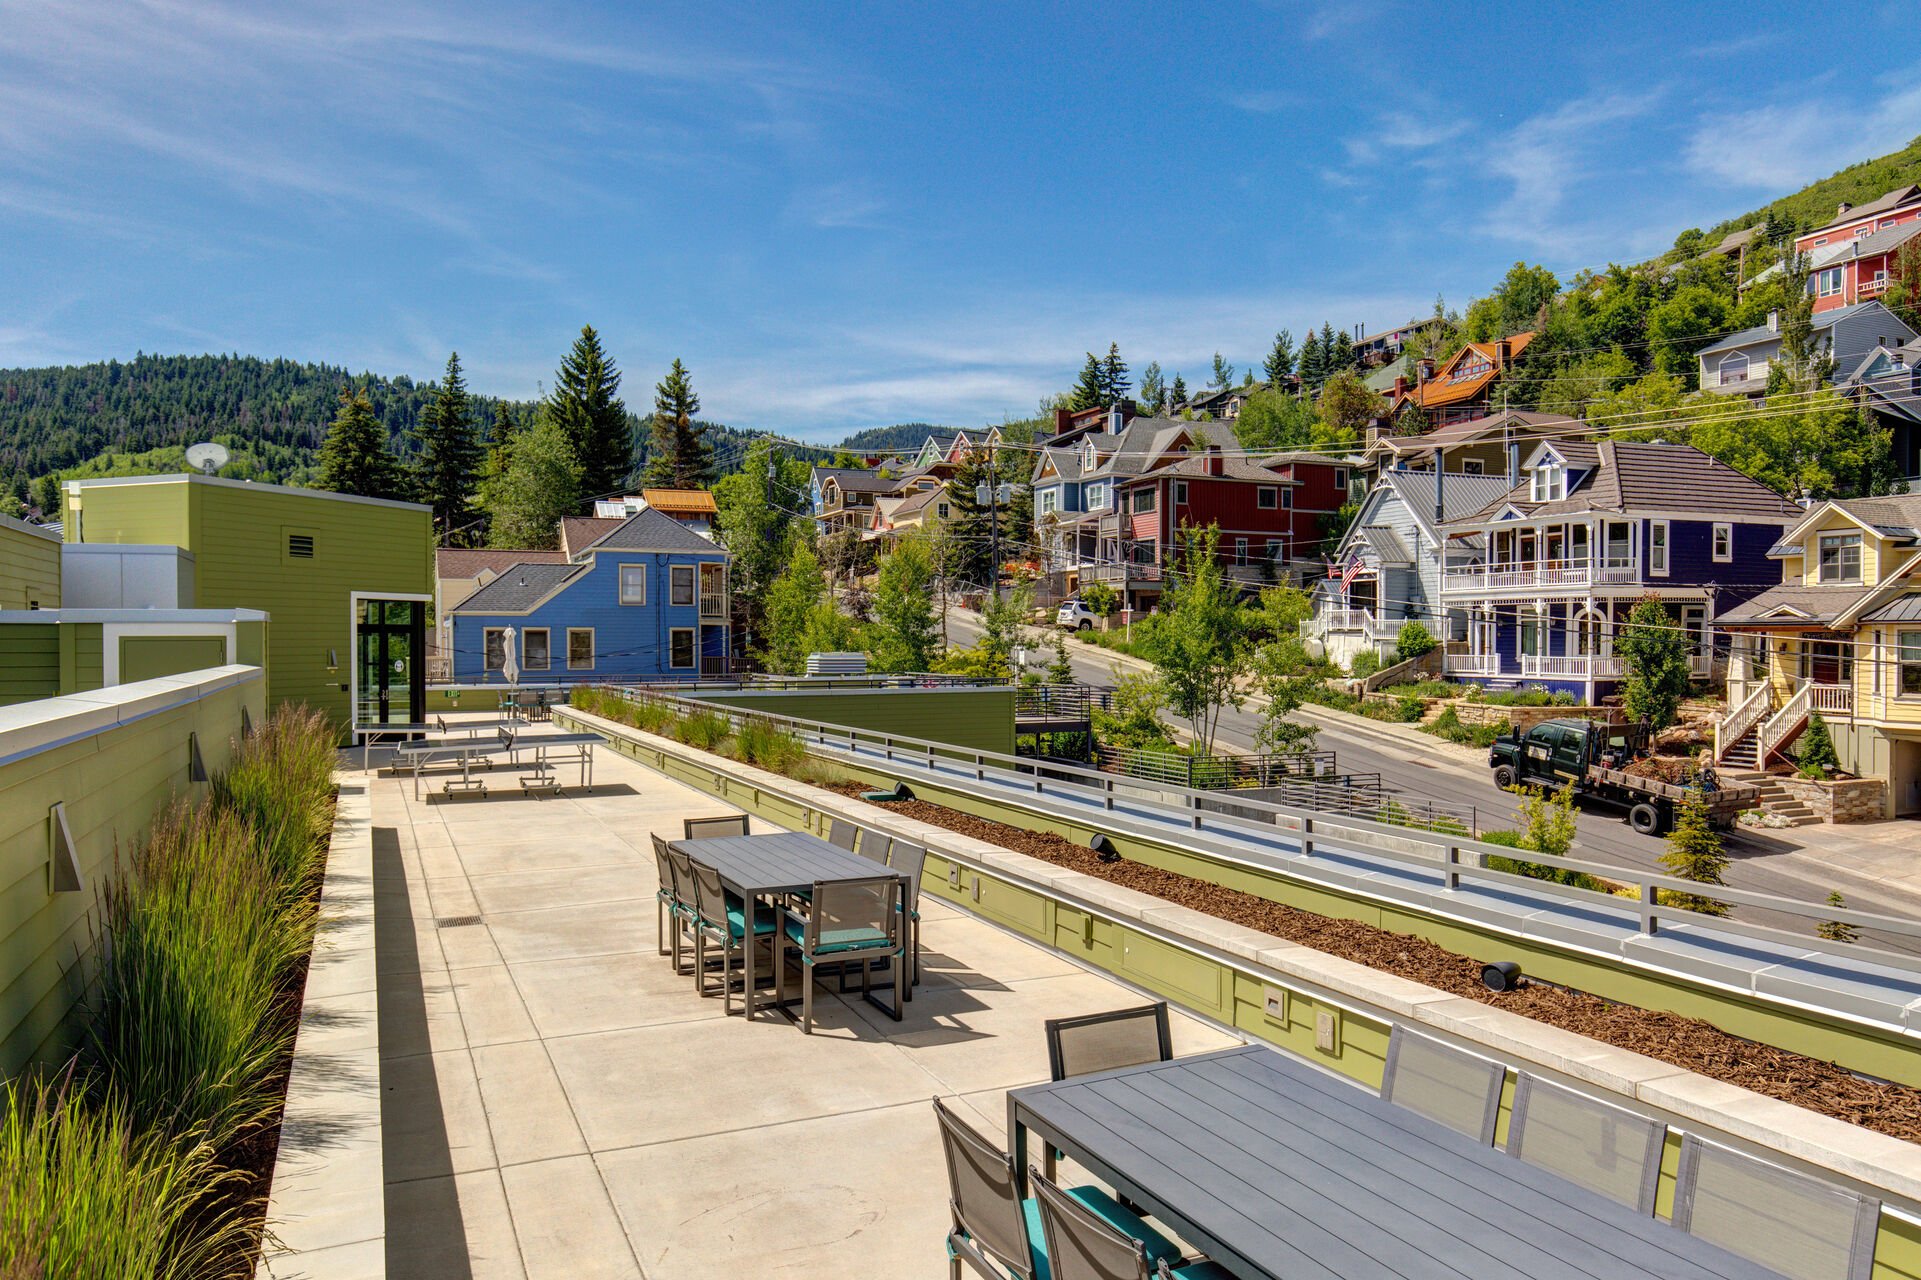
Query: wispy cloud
1683 70 1921 191
1229 90 1294 115
1478 91 1664 257
1341 110 1470 167
786 180 891 231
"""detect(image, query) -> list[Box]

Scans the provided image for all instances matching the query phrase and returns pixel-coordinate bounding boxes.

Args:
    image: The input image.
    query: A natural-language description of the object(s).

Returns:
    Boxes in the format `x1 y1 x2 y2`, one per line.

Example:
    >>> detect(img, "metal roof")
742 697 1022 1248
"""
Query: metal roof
1863 593 1921 623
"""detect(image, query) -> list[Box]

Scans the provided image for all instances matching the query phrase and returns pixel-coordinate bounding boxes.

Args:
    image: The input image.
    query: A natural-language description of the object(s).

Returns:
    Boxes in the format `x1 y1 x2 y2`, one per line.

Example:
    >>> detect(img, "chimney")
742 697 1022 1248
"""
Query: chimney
1054 406 1072 435
1205 444 1224 477
1494 338 1512 368
1416 358 1435 385
1836 201 1853 219
1767 310 1779 334
1393 375 1407 399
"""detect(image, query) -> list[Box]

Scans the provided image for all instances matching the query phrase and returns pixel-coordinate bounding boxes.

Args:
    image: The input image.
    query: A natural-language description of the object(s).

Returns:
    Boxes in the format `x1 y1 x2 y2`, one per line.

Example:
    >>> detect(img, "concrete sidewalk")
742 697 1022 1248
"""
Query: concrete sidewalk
370 744 1239 1278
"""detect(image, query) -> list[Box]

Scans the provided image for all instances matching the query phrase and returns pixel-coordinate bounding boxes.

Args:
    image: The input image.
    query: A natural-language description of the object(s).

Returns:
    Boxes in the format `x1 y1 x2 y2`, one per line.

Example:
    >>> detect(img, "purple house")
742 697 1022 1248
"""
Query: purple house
1435 440 1802 702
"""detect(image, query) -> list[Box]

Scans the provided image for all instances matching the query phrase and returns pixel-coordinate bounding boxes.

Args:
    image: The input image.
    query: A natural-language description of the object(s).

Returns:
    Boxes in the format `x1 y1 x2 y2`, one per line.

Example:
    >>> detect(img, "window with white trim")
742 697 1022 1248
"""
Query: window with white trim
1039 488 1058 515
1234 537 1249 566
1818 532 1862 583
567 628 594 670
1712 523 1732 562
522 628 550 671
1173 481 1187 505
1530 459 1565 502
671 564 695 606
669 627 696 670
1462 459 1484 475
1648 520 1669 575
1333 467 1347 490
1901 631 1921 696
1257 486 1277 509
1817 267 1844 297
1281 488 1292 510
1717 352 1750 386
619 563 647 604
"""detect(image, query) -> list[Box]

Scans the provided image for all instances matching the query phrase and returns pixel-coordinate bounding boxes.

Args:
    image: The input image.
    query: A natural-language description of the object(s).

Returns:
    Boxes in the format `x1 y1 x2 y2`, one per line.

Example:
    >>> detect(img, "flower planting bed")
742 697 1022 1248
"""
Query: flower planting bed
831 781 1921 1142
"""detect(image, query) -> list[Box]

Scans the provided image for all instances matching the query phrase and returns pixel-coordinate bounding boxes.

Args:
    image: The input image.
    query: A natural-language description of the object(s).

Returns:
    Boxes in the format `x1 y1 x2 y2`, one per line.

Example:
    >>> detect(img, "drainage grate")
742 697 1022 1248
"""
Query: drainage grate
435 915 482 928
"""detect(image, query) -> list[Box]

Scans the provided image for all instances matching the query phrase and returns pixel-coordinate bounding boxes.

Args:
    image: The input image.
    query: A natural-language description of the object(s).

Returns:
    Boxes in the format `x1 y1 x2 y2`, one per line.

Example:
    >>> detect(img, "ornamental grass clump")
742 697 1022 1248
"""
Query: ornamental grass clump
733 718 805 774
87 799 301 1151
673 709 733 752
0 1079 249 1280
212 705 337 897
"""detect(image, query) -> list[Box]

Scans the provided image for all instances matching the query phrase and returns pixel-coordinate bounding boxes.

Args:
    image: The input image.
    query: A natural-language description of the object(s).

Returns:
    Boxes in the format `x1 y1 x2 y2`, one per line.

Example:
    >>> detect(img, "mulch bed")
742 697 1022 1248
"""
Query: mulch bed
829 783 1921 1143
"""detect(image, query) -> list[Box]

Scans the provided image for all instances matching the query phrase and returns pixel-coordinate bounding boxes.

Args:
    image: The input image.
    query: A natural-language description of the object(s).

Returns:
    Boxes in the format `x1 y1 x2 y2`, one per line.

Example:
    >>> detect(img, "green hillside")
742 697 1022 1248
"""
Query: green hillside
1704 134 1921 238
835 422 954 453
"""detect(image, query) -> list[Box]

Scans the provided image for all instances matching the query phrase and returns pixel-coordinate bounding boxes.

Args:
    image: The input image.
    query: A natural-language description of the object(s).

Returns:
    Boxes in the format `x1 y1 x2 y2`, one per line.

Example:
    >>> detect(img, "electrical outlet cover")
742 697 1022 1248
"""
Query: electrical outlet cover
1262 985 1287 1022
1315 1009 1341 1053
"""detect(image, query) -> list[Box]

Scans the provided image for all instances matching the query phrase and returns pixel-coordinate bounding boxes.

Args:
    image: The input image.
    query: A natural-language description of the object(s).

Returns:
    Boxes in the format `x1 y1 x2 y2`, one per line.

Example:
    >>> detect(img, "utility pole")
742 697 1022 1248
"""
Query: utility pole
977 443 1002 604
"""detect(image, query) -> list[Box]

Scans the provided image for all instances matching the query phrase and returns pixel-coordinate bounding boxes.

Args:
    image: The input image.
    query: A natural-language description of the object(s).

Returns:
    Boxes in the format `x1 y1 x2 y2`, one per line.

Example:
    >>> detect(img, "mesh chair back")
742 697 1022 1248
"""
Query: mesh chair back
1505 1075 1664 1213
806 876 901 951
1673 1136 1880 1280
650 834 680 906
1031 1168 1153 1280
687 859 730 931
933 1098 1035 1280
861 834 893 865
683 814 749 840
827 818 861 852
890 841 927 908
1381 1028 1504 1143
666 849 702 920
1046 1004 1172 1083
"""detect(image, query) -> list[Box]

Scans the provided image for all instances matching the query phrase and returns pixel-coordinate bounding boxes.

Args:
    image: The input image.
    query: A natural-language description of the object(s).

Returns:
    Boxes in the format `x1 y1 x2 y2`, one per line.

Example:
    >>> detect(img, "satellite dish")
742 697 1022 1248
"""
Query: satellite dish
185 442 230 475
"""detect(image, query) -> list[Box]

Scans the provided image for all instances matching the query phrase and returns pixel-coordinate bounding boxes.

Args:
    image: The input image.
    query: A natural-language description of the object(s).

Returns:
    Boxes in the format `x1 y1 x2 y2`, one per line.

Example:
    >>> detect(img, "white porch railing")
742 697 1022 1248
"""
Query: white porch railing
1442 557 1640 592
1759 682 1811 760
1810 682 1854 715
1715 683 1771 761
1444 650 1501 677
1322 607 1376 632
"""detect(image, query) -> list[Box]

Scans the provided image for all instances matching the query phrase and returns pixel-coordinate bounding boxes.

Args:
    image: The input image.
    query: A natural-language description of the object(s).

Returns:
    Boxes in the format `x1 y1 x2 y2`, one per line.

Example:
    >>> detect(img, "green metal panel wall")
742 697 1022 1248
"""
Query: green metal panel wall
0 672 264 1071
0 626 60 705
59 625 105 693
119 636 230 683
72 479 433 730
689 687 1016 754
0 523 61 610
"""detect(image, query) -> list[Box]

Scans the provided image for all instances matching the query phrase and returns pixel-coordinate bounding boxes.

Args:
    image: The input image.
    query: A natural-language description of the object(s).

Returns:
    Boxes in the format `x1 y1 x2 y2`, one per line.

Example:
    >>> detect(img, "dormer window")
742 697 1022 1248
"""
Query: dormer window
1529 459 1565 503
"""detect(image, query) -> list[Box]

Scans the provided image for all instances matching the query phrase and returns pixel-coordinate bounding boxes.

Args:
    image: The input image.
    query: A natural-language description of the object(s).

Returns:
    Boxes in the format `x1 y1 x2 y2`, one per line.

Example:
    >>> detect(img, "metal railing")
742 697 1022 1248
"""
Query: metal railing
1094 744 1338 789
1014 683 1113 721
573 684 1921 965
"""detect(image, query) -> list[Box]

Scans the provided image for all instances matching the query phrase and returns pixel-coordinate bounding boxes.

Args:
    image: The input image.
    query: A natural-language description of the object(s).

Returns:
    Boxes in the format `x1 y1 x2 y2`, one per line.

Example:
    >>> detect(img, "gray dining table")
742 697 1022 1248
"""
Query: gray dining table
1008 1044 1779 1280
670 830 903 1021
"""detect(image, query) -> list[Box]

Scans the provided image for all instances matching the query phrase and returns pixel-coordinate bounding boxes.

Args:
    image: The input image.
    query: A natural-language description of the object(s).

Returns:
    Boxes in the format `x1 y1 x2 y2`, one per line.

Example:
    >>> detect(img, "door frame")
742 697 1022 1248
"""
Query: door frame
349 591 432 729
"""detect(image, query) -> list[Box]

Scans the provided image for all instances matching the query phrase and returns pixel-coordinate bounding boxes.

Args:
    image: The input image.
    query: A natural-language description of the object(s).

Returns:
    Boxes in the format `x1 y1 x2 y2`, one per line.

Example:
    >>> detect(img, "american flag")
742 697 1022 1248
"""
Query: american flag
1339 552 1364 591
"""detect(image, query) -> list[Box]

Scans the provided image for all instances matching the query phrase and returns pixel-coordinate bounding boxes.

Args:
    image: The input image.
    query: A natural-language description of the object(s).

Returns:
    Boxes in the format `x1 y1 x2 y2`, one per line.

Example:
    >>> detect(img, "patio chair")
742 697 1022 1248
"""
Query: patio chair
1504 1074 1665 1214
890 840 927 997
827 817 861 852
650 833 691 962
1380 1027 1504 1144
664 846 707 976
1029 1166 1208 1280
778 876 903 1033
683 814 750 840
1672 1135 1881 1280
861 833 893 864
930 1097 1184 1280
1042 1003 1173 1180
686 857 778 1016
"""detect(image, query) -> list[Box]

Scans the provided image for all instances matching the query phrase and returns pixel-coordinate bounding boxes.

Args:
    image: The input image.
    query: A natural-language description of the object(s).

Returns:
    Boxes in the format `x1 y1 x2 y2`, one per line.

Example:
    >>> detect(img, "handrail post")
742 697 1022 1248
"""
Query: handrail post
1639 881 1658 937
1442 846 1459 891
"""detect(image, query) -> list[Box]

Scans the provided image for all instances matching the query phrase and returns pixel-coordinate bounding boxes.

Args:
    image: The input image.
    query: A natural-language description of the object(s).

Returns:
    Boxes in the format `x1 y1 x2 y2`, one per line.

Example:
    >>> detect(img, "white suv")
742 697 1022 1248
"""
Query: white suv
1056 599 1101 631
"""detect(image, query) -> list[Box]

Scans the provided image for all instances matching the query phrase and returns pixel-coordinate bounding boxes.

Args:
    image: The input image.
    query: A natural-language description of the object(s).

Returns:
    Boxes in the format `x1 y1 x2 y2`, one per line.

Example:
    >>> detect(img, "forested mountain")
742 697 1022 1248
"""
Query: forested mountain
0 353 824 503
835 422 955 454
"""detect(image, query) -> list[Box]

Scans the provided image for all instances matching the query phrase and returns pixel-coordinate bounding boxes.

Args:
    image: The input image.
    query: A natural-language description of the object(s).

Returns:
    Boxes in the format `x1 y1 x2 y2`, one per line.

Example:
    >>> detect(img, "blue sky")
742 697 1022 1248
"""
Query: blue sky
3 1 1918 442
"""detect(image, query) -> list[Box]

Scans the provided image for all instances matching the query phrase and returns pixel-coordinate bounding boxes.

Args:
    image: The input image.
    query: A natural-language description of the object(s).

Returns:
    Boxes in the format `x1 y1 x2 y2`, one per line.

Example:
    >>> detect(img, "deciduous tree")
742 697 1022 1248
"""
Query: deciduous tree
1208 352 1234 391
1138 361 1165 414
1616 595 1691 730
870 534 940 673
485 412 581 549
1143 526 1250 753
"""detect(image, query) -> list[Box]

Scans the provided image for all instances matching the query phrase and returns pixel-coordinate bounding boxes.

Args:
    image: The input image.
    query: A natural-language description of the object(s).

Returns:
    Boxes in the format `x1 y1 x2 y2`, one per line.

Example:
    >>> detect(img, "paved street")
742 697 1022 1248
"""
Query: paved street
956 607 1921 928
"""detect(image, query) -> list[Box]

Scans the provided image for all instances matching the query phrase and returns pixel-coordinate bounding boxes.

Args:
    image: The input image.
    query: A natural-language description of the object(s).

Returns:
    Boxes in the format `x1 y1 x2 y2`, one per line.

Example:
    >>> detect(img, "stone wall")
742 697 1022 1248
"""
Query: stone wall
1776 774 1888 824
1415 700 1620 732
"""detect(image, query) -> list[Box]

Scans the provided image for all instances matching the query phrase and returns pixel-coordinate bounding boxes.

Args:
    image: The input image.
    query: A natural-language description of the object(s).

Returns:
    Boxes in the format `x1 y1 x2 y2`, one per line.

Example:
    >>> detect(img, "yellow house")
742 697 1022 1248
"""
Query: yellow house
0 513 61 610
1714 494 1921 816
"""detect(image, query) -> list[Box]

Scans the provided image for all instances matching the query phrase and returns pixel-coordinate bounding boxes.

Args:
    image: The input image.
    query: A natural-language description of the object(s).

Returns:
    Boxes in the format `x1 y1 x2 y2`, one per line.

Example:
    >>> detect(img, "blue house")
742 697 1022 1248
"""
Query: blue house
449 508 730 683
1435 440 1801 702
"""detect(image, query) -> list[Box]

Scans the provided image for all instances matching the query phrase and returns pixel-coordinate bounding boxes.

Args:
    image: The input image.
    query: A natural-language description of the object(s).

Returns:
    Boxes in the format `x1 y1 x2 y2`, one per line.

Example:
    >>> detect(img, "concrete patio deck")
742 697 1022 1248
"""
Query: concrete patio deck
370 742 1242 1278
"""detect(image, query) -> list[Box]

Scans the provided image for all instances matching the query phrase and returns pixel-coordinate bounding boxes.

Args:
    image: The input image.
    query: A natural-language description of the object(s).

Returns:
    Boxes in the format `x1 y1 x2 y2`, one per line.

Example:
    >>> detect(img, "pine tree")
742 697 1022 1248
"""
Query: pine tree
317 388 405 499
1168 373 1188 410
1329 328 1355 372
486 402 516 476
1099 343 1130 405
412 351 483 542
1659 789 1729 916
1319 322 1340 374
1817 891 1859 943
1069 354 1105 411
1138 361 1165 414
486 412 581 549
1297 330 1325 389
644 358 712 488
546 325 630 499
1797 712 1838 778
1208 352 1234 390
1047 631 1074 685
1264 330 1294 387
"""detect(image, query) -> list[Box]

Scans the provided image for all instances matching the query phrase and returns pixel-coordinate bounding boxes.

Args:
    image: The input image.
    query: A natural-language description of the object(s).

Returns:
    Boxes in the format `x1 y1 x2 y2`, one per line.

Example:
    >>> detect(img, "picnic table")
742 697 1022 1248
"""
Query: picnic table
669 831 906 1022
1008 1045 1777 1280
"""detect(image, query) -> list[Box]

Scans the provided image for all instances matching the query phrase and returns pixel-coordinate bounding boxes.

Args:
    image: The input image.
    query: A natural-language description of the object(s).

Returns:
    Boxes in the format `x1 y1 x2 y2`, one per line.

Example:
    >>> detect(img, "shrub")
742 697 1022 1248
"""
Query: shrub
1659 789 1729 915
1079 580 1118 617
674 709 734 752
1348 649 1382 679
1422 706 1509 748
1380 680 1458 699
0 1080 249 1280
1797 712 1838 779
1394 620 1437 663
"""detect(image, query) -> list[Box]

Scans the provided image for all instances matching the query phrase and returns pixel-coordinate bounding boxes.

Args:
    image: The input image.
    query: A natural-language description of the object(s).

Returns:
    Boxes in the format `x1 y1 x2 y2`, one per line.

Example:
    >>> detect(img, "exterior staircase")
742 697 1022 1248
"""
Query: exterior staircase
1717 728 1762 770
1722 769 1822 826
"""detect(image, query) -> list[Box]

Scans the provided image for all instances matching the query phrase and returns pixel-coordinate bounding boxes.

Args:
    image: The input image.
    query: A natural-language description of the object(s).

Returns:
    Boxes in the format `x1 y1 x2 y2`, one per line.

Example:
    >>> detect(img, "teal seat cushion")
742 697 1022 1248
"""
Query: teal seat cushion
722 905 778 938
782 918 894 954
1167 1262 1233 1279
1020 1188 1184 1274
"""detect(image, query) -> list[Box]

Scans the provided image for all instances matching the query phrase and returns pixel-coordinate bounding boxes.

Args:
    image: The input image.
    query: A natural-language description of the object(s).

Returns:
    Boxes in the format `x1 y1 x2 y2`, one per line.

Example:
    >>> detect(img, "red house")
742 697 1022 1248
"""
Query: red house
1795 185 1921 314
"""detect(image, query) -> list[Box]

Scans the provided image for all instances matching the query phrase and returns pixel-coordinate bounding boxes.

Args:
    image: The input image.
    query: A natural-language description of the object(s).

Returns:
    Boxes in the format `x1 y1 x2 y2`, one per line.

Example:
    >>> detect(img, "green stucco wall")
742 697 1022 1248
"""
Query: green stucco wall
687 687 1016 754
0 670 265 1071
69 478 432 731
0 519 60 611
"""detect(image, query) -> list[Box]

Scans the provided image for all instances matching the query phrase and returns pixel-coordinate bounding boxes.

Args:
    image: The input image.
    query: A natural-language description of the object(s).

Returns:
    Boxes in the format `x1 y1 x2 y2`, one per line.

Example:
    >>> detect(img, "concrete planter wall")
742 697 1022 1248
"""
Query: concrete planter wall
1448 702 1618 732
1777 774 1888 824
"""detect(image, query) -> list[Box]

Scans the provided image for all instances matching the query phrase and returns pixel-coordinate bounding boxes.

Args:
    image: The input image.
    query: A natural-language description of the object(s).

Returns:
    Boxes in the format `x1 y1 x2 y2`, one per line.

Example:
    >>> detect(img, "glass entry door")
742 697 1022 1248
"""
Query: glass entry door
357 599 426 726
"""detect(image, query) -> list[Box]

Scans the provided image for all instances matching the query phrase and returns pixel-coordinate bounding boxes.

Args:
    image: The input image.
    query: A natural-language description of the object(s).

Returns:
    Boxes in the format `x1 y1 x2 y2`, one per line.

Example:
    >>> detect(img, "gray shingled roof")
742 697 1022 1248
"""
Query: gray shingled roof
1696 302 1879 357
814 466 904 496
435 548 568 579
1826 493 1921 539
453 562 586 614
1384 470 1516 525
584 506 723 554
1808 219 1921 270
1715 583 1870 627
1460 441 1802 522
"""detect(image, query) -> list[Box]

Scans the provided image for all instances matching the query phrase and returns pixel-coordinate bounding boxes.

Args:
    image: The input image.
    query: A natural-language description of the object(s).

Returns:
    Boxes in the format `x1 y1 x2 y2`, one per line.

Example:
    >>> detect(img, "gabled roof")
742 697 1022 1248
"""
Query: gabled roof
1804 185 1921 237
452 561 587 614
1712 583 1866 628
1807 218 1921 270
1127 453 1299 484
1395 333 1535 410
559 517 624 558
580 507 724 555
1368 409 1579 458
1083 417 1236 482
816 466 905 496
1695 301 1903 357
1459 440 1802 522
436 548 568 580
1776 493 1921 549
639 488 717 516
